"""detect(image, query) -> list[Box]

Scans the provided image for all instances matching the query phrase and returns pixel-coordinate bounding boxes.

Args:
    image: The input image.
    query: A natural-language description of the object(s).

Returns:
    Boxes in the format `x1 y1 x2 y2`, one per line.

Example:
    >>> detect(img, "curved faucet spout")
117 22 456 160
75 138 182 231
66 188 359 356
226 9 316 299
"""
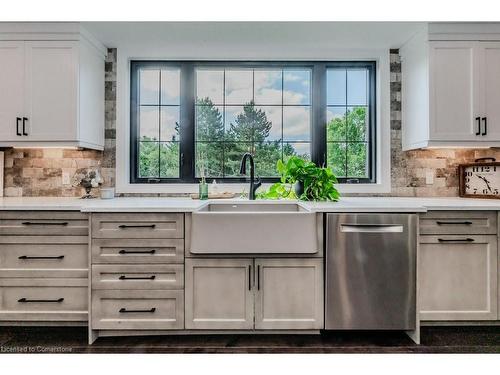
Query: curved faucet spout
240 153 260 200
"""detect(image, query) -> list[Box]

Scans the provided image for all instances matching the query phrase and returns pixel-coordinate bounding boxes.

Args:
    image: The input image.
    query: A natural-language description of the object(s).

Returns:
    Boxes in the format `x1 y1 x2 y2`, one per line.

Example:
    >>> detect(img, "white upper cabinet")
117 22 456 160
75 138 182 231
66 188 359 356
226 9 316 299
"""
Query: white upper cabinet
0 25 105 150
24 41 78 142
401 29 500 150
429 42 480 141
0 42 24 141
482 43 500 141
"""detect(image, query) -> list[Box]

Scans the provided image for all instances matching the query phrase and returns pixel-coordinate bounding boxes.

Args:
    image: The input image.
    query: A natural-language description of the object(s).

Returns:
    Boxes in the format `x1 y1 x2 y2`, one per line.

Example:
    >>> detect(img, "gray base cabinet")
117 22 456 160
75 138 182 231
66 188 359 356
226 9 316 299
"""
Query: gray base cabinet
254 258 323 330
185 258 323 330
418 211 499 321
0 211 89 323
89 213 186 339
419 235 498 320
185 258 254 330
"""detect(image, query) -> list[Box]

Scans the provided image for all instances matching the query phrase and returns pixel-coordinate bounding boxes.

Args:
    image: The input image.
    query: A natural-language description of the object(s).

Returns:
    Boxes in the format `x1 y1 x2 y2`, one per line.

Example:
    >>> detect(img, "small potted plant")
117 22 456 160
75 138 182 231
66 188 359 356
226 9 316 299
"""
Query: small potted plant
72 167 103 199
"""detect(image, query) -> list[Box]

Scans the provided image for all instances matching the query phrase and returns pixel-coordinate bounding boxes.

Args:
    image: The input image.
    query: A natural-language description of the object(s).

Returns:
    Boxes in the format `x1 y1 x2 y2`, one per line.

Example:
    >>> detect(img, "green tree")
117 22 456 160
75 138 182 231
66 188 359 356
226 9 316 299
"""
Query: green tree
224 101 283 177
195 98 224 177
139 98 371 181
226 101 272 142
139 137 179 178
326 107 367 178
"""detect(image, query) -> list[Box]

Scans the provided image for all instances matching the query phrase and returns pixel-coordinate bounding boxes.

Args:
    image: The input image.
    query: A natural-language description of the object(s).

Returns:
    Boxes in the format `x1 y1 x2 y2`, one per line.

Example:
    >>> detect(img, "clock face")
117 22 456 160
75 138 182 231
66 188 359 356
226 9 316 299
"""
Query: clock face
462 164 500 197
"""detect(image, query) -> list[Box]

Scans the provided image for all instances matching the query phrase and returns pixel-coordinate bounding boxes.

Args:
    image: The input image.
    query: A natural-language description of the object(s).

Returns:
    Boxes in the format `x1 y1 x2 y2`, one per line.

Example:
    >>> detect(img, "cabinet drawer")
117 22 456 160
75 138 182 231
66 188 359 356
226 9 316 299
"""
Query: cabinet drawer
91 213 184 239
92 238 184 264
0 243 88 278
0 211 88 236
92 264 184 290
419 211 497 235
91 290 184 330
0 282 88 321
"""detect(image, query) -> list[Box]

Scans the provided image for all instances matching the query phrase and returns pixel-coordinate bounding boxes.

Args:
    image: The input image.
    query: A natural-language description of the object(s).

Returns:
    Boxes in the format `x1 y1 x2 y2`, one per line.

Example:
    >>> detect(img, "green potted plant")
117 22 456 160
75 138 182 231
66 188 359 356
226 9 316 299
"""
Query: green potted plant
258 156 340 201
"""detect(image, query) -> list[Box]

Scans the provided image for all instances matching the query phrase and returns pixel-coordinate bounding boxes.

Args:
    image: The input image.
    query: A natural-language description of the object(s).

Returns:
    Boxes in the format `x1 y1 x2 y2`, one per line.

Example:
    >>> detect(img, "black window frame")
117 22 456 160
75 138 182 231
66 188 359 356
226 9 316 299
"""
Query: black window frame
130 60 376 184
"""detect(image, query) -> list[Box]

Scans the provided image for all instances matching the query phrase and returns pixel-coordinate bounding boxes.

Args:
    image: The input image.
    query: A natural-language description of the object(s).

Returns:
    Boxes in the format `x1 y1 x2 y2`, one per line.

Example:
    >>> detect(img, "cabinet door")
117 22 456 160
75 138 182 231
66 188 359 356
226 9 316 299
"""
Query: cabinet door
254 258 323 330
419 235 498 320
24 41 78 141
185 258 254 330
0 41 25 141
481 43 500 141
429 42 481 141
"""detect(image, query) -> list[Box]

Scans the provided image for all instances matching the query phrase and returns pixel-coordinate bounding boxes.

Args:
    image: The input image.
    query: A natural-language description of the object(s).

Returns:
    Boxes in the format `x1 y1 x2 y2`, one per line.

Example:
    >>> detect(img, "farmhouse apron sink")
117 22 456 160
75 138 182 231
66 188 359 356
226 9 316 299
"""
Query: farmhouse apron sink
189 202 320 254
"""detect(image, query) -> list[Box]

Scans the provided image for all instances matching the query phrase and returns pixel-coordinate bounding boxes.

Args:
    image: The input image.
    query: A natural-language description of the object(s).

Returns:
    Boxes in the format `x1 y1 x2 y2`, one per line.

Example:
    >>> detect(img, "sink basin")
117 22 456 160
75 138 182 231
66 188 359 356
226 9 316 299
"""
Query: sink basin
189 202 320 254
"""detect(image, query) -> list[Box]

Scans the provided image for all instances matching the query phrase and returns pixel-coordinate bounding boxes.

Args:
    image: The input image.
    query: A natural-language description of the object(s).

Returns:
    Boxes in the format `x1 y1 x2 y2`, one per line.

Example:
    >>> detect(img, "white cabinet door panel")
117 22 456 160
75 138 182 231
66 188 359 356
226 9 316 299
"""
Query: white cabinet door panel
429 42 481 141
254 258 323 330
185 258 254 330
419 235 498 320
0 41 25 141
482 43 500 141
24 41 78 141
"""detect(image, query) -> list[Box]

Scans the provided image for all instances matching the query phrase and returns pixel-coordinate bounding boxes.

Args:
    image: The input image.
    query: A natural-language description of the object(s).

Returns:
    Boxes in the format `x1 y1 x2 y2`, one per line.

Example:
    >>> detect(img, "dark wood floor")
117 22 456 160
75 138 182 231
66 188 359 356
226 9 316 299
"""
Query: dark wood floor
0 326 499 353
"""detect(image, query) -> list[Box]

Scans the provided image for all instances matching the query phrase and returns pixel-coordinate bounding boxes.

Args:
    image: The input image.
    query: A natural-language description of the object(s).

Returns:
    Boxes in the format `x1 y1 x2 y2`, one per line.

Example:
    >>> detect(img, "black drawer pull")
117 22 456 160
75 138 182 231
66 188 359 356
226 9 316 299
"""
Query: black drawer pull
22 117 28 136
438 238 475 243
16 117 22 136
248 265 251 291
22 221 69 226
257 265 260 290
118 249 156 255
18 298 64 303
119 307 156 313
118 224 156 229
119 275 156 280
18 255 64 260
435 221 472 225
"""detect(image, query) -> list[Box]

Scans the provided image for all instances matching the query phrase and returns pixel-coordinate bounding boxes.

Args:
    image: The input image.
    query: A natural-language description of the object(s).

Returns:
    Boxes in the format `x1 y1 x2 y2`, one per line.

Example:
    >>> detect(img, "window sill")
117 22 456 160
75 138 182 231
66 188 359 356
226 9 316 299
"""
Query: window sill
115 181 391 195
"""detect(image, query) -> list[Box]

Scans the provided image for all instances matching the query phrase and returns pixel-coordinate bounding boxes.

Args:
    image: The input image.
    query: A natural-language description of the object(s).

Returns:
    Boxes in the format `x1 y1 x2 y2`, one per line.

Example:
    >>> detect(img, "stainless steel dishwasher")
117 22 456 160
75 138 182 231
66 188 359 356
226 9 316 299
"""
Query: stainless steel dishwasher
325 213 417 330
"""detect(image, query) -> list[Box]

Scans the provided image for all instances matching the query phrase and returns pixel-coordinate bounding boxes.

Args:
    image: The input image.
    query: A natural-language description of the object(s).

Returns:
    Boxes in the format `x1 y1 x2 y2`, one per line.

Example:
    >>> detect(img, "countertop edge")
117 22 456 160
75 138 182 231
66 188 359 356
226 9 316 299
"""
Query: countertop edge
3 197 500 213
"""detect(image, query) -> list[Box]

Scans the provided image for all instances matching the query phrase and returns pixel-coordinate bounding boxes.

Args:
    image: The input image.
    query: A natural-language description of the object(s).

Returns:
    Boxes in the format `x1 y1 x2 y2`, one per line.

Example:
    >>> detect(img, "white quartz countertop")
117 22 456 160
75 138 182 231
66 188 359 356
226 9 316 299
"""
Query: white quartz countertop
1 196 500 212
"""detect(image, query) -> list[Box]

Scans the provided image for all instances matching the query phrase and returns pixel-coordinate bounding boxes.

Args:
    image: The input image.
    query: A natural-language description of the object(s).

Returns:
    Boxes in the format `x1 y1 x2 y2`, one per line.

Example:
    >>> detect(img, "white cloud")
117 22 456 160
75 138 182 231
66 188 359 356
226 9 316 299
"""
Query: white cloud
254 70 281 104
139 69 180 105
225 70 253 104
139 107 159 140
160 69 180 104
139 70 160 104
283 90 306 105
255 106 282 140
283 107 311 141
139 107 179 141
197 70 224 104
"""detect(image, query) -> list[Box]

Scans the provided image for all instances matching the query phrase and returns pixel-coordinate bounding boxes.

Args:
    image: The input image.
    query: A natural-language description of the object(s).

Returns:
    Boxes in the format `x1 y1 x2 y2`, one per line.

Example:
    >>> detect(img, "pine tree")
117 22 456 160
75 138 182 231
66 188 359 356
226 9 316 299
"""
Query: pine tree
195 98 224 177
225 101 272 142
224 101 283 176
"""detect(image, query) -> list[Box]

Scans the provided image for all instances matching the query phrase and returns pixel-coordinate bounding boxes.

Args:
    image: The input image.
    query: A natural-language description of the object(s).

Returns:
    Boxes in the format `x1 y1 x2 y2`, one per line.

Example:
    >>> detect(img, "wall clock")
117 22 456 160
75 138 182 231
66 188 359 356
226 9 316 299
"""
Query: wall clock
459 157 500 199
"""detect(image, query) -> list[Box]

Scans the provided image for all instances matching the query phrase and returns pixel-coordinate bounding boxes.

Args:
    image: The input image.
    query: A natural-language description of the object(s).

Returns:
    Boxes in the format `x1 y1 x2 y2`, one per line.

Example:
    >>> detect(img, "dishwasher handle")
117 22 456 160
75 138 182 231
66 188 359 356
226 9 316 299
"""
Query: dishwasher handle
340 223 404 233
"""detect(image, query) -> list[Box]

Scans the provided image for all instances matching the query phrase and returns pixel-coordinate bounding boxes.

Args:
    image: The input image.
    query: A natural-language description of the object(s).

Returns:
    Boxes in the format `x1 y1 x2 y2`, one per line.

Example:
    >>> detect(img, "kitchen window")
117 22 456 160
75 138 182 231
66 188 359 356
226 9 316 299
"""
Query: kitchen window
130 61 376 183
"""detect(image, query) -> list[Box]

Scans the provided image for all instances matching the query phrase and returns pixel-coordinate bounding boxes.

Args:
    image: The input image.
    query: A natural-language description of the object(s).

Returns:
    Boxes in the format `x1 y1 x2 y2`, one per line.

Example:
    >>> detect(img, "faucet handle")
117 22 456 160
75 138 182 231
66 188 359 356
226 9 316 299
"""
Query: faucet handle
255 176 262 188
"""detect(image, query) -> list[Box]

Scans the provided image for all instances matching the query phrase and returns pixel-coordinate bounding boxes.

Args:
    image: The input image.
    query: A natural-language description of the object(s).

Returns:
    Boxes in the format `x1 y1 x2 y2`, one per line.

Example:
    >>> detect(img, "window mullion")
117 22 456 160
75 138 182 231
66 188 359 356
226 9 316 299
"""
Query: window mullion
312 63 326 167
179 63 195 182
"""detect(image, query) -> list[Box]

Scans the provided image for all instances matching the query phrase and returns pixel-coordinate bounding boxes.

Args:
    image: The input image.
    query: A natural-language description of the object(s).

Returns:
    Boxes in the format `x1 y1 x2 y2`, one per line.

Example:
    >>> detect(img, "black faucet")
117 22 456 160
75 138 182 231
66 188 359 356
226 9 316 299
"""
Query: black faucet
240 153 261 200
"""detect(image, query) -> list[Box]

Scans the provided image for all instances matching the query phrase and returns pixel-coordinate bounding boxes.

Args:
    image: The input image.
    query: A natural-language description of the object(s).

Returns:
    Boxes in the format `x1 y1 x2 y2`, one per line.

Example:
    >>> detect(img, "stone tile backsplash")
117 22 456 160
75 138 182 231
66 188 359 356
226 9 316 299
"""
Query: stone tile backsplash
2 148 102 197
0 49 497 197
